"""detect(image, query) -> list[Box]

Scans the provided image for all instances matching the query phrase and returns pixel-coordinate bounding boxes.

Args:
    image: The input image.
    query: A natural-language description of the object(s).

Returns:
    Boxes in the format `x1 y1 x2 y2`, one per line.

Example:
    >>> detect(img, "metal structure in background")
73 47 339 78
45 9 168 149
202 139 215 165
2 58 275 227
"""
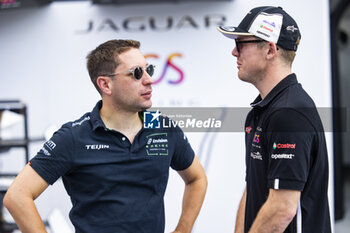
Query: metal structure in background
331 0 350 221
0 100 29 165
0 100 29 232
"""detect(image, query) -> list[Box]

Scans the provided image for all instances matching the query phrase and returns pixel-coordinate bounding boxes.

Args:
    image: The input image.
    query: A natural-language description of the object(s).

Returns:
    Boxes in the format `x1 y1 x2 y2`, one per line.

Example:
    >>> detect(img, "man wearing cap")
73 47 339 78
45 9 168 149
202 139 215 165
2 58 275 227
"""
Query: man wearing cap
218 6 331 233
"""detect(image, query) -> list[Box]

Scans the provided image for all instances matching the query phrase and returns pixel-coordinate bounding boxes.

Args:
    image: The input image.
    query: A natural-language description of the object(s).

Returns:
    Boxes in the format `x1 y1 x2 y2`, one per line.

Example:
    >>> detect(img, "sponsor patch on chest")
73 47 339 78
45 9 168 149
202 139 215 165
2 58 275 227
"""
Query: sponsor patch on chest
145 133 169 156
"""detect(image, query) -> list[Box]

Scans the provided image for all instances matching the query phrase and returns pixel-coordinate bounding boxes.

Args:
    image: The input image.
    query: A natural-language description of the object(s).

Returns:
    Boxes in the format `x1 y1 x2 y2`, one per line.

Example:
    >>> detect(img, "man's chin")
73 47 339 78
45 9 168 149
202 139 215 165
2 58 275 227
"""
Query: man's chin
140 102 152 111
238 74 250 83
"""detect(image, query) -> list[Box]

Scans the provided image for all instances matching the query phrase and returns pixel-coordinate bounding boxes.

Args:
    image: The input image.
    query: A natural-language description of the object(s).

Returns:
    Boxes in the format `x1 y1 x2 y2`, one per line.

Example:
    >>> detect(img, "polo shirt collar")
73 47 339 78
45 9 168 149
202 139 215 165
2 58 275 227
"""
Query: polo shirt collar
250 73 298 108
90 100 146 131
90 100 106 131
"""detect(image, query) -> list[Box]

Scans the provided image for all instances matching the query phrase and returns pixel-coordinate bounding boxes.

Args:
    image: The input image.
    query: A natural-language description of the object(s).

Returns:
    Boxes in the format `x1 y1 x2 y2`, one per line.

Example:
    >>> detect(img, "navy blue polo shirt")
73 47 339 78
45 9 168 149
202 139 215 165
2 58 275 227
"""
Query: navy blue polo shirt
30 101 195 233
244 74 331 233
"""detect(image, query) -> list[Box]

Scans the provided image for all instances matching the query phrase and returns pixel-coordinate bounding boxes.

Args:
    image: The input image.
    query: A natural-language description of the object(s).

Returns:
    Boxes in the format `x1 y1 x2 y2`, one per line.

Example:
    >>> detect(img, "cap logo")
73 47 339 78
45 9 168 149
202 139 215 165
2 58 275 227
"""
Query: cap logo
263 20 276 28
260 24 273 32
248 13 283 44
286 25 298 32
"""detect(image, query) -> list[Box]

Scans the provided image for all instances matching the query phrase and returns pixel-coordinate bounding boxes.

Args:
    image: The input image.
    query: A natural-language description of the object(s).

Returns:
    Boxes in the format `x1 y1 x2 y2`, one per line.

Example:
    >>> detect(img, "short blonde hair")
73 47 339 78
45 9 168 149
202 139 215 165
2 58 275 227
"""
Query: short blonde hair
278 37 301 66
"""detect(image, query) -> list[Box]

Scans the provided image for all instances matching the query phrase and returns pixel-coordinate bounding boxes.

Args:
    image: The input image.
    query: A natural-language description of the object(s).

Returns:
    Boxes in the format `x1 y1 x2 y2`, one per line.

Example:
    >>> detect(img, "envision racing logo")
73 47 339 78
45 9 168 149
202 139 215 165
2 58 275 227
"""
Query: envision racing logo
145 133 169 156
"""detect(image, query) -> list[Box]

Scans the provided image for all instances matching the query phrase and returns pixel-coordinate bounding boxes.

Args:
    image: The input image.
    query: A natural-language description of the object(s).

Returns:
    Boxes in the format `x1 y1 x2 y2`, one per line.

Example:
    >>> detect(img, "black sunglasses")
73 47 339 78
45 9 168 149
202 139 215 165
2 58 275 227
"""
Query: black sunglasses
234 39 265 53
102 64 155 80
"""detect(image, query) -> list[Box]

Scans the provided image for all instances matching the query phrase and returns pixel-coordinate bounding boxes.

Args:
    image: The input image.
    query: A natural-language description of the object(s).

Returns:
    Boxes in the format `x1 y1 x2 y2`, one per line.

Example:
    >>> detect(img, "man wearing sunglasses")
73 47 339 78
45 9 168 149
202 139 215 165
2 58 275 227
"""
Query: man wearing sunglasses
3 39 207 233
218 6 331 233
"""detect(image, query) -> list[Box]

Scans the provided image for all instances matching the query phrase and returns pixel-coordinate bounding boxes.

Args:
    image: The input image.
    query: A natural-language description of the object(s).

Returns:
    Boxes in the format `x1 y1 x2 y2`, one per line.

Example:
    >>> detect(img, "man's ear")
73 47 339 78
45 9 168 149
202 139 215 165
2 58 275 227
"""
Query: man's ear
266 42 278 60
97 76 113 96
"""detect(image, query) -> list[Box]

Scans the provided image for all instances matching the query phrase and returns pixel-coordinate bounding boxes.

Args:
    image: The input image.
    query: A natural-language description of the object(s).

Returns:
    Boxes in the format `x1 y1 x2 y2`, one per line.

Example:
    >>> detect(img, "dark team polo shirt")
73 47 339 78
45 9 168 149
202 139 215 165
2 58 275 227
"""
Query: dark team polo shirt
30 101 195 233
244 74 331 233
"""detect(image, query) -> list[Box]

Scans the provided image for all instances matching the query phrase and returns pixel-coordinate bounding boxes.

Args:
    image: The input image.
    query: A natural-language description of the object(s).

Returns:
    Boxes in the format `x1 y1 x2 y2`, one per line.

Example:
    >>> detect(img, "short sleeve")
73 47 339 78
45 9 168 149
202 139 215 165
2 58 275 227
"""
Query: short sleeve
264 109 315 191
170 126 195 171
30 123 74 185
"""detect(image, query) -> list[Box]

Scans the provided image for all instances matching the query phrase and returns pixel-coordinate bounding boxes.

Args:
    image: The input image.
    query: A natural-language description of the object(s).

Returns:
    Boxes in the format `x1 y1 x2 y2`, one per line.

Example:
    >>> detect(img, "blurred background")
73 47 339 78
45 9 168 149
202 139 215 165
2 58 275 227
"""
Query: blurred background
0 0 349 232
